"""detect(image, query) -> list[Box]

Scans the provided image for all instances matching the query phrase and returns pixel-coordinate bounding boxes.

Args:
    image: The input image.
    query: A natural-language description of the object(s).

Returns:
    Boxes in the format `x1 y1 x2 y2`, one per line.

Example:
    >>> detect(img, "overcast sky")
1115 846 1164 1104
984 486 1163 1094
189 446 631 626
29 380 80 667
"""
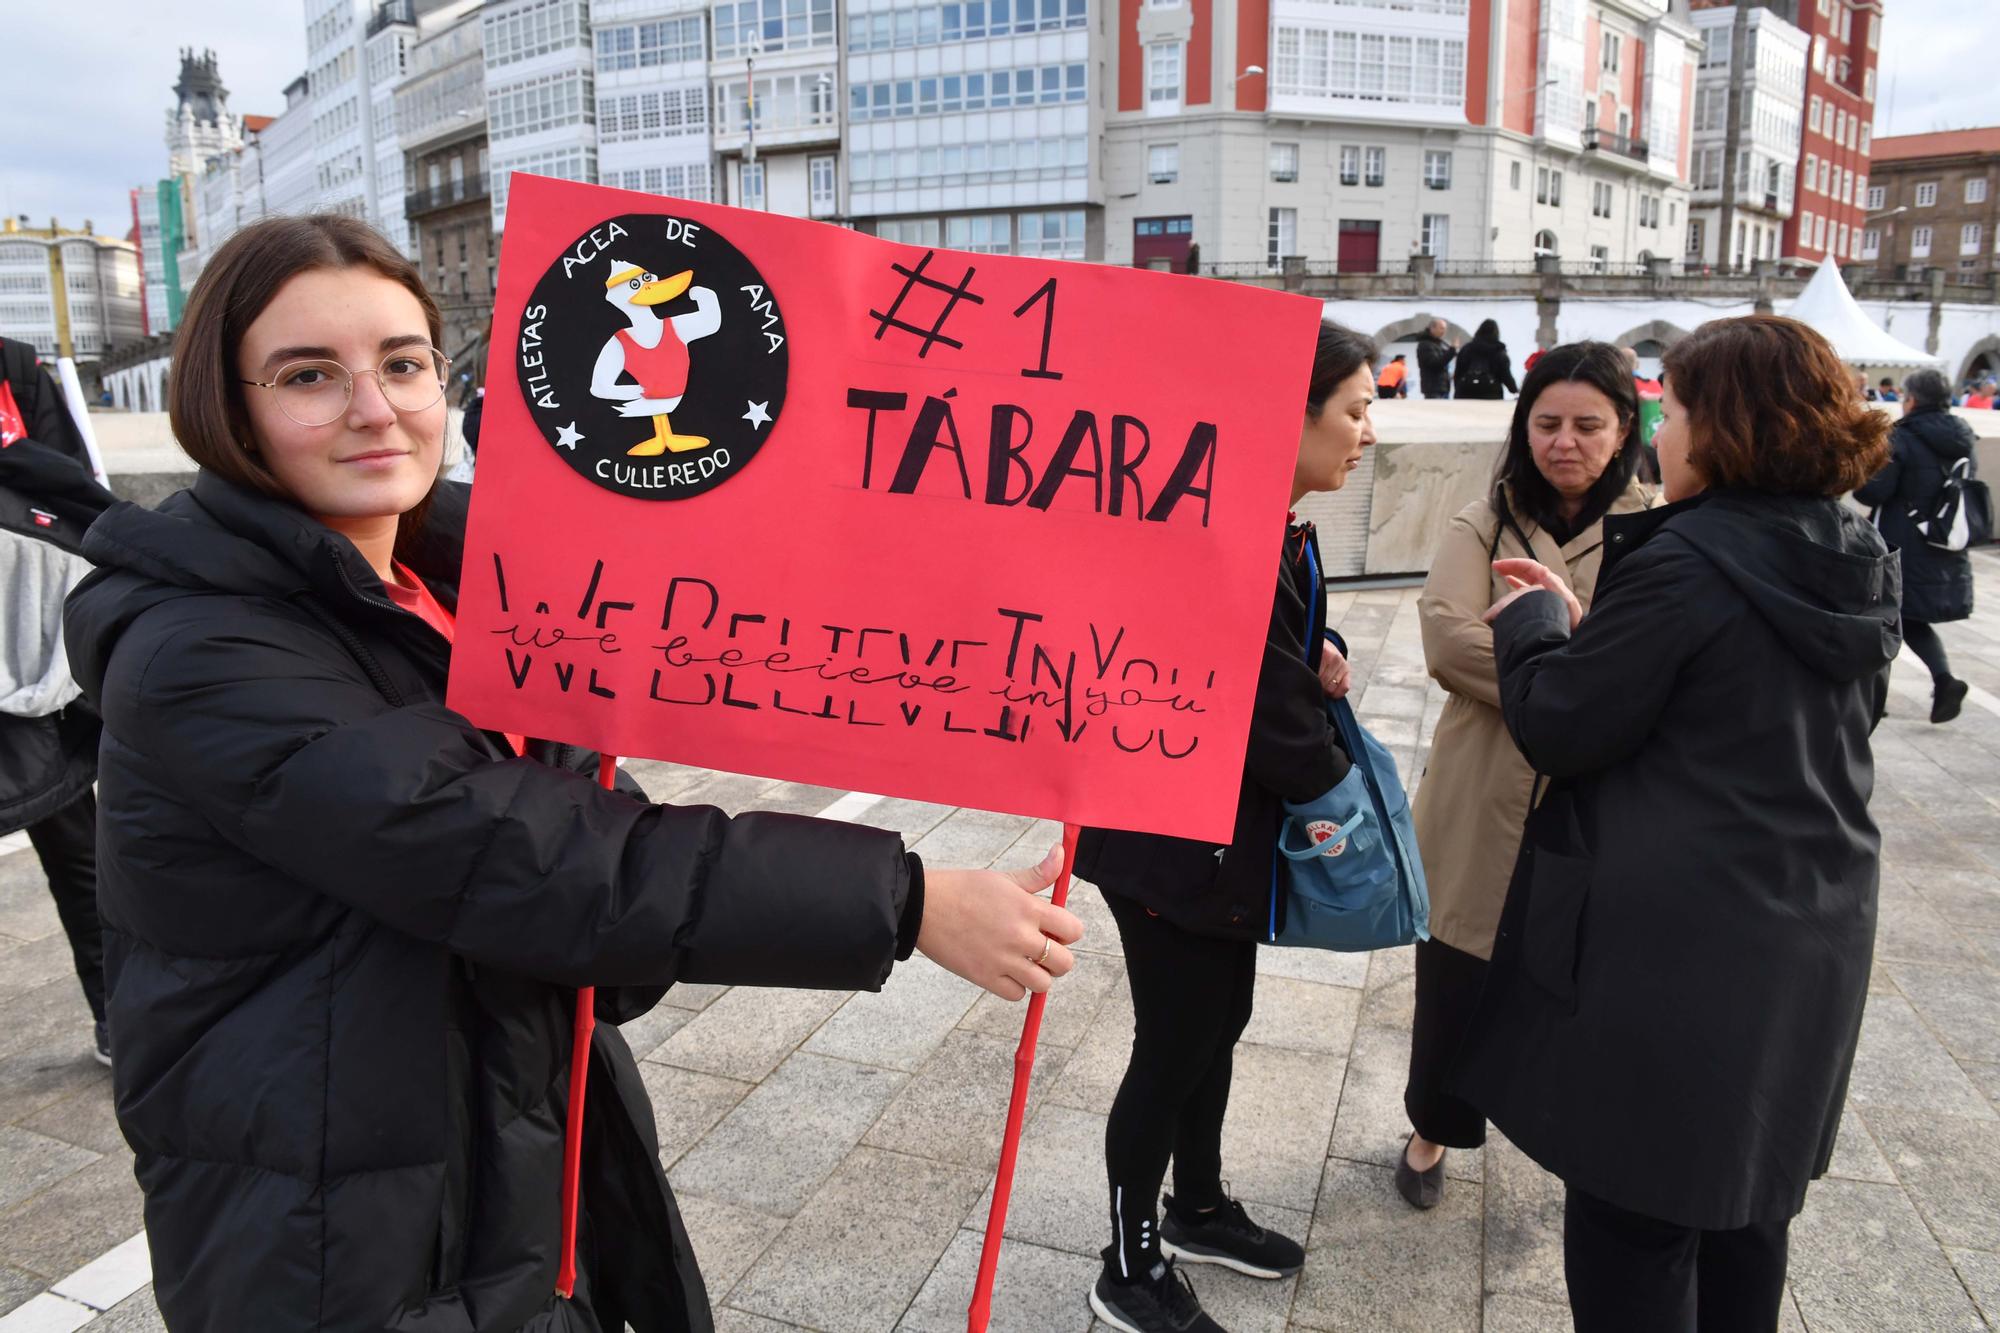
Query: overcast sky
8 0 1990 234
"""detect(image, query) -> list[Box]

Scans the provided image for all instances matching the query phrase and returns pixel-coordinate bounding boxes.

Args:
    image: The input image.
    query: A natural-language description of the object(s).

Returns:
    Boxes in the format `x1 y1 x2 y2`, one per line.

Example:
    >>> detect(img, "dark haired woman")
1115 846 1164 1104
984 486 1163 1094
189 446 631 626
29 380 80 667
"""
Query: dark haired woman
1075 321 1378 1333
1452 319 1518 400
1854 367 1978 723
60 215 1083 1331
1456 315 1898 1331
1395 341 1655 1209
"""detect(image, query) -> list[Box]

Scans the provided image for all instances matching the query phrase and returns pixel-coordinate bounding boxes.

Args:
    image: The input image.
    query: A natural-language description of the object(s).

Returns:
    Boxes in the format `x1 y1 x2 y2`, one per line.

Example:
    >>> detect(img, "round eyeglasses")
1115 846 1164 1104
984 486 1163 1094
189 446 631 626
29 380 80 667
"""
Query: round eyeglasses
240 346 452 428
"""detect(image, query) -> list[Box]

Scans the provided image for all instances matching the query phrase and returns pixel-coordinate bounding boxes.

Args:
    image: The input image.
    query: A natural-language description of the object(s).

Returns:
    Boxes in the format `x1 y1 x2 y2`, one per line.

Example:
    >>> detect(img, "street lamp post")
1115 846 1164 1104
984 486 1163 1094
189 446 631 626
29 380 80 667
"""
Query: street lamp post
745 39 763 210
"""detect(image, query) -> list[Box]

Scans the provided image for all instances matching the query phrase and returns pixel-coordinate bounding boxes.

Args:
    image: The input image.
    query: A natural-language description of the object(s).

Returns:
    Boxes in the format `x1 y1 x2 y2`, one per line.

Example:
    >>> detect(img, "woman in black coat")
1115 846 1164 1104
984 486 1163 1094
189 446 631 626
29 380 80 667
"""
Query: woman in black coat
1452 319 1519 400
1073 321 1375 1333
1457 315 1898 1332
62 215 1082 1333
1853 367 1978 723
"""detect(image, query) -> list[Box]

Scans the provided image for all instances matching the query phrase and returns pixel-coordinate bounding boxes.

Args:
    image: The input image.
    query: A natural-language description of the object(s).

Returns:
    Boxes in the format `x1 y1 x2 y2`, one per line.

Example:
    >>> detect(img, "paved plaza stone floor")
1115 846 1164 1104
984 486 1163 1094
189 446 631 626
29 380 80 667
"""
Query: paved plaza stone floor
1 554 1998 1331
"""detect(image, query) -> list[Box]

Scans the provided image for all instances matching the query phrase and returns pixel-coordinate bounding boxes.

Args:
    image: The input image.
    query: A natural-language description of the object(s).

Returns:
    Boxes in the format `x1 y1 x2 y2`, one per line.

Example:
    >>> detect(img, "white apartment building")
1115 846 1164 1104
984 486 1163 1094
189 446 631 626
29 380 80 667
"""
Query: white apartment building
0 223 145 365
483 0 601 228
1684 5 1807 270
592 0 715 202
263 76 324 219
366 2 422 253
842 0 1100 256
1104 0 1696 272
711 0 839 217
308 0 375 220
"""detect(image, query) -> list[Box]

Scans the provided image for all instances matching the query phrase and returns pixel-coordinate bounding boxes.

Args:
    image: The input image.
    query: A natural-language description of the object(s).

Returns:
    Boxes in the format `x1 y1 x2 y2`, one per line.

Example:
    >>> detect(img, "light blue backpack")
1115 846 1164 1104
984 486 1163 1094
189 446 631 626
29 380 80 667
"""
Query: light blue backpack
1265 546 1431 952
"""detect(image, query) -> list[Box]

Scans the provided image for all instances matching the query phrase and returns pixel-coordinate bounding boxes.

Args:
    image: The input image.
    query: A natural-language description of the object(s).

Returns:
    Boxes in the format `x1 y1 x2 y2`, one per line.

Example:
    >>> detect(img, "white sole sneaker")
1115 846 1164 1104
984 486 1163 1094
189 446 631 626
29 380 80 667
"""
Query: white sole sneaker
1087 1285 1147 1333
1160 1237 1292 1279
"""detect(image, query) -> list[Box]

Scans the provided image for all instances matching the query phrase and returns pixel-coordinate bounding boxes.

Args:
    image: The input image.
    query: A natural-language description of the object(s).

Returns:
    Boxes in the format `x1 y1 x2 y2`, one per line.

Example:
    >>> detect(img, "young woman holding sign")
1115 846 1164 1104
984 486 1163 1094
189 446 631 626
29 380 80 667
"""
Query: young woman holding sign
61 214 1083 1332
1075 320 1378 1333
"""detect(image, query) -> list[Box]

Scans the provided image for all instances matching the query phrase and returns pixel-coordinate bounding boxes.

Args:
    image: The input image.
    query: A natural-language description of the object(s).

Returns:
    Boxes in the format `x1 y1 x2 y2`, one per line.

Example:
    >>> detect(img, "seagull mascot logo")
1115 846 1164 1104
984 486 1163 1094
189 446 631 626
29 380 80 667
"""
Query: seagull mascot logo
591 261 722 456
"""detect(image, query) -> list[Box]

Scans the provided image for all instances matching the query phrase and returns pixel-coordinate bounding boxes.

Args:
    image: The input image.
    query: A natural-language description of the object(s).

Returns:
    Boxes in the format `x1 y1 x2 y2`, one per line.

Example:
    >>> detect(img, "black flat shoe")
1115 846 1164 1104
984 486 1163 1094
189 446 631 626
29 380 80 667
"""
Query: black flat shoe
1933 678 1969 724
1395 1133 1445 1210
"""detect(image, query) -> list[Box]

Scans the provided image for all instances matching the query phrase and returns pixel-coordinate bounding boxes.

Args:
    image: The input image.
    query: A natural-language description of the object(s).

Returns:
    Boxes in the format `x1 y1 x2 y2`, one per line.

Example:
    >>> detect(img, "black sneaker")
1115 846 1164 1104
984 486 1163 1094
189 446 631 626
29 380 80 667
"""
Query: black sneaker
1160 1191 1304 1279
1933 678 1970 724
1089 1256 1224 1333
92 1021 111 1069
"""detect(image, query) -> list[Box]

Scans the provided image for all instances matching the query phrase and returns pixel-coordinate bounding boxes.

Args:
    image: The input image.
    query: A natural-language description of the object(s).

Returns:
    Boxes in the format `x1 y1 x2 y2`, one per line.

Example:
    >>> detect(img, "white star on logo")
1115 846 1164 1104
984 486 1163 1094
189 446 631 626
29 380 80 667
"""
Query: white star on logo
554 421 584 450
742 400 772 430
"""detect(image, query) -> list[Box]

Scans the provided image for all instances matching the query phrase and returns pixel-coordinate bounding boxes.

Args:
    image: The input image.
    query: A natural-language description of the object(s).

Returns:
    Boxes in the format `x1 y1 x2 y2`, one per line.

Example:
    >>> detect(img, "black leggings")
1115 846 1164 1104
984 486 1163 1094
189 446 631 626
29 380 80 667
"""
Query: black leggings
1565 1187 1790 1333
1404 935 1489 1149
1102 889 1255 1278
1904 620 1954 685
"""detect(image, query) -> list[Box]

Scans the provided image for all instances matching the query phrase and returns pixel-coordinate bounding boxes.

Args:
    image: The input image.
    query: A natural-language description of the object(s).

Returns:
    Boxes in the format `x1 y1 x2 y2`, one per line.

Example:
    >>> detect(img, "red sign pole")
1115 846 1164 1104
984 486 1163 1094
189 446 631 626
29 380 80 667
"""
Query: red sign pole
967 822 1080 1333
556 752 618 1298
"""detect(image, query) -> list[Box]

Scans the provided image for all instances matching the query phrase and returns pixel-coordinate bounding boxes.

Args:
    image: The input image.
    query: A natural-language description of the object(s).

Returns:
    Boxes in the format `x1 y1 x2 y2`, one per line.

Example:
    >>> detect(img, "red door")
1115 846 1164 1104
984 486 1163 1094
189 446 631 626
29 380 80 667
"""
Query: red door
1337 221 1381 273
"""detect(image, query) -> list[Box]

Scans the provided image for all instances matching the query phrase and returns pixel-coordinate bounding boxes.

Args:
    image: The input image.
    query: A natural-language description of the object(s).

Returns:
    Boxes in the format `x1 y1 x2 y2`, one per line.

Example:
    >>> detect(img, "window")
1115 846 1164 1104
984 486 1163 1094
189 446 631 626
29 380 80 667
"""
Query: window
1833 108 1845 143
1910 226 1930 258
1148 143 1180 185
1269 142 1299 183
1915 181 1938 208
1535 227 1559 256
742 161 765 207
1420 213 1450 260
809 155 836 216
711 0 835 57
1969 179 1990 205
1804 153 1818 194
1510 161 1522 191
1601 30 1619 72
1686 217 1705 258
1861 228 1880 260
1269 22 1467 108
1018 210 1085 259
1864 69 1876 103
1808 95 1822 134
1267 207 1297 268
1147 42 1183 113
1589 244 1610 271
1592 181 1613 218
1964 223 1985 256
1866 185 1885 211
1860 125 1870 153
1423 150 1452 190
1339 145 1360 186
1814 214 1827 249
1364 146 1385 187
944 214 1012 255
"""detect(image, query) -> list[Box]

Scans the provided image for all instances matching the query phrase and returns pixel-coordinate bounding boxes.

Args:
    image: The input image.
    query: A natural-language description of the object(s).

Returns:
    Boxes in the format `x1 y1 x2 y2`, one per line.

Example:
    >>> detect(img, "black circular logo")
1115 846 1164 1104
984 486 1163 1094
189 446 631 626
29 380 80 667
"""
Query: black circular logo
516 213 787 500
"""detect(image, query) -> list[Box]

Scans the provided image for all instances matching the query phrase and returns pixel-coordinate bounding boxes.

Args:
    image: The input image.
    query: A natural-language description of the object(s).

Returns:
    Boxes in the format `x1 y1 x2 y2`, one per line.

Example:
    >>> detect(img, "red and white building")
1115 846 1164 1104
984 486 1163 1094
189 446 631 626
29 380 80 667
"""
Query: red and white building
1101 0 1698 270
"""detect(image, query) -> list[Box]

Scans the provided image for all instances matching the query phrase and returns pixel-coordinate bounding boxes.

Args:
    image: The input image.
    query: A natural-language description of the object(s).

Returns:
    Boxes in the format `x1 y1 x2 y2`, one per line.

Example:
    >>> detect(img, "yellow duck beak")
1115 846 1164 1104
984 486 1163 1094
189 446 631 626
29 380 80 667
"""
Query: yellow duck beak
632 270 694 306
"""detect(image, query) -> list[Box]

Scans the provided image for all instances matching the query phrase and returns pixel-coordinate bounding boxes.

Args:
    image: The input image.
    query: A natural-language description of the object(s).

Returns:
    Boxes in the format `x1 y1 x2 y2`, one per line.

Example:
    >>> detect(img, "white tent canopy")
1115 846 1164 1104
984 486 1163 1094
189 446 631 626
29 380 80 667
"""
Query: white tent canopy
1781 260 1939 367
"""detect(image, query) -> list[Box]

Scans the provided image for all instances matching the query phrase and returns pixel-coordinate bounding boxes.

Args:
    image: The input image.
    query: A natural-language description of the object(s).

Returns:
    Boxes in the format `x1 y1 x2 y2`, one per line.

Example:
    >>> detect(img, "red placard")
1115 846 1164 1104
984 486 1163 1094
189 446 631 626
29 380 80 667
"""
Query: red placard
450 175 1323 842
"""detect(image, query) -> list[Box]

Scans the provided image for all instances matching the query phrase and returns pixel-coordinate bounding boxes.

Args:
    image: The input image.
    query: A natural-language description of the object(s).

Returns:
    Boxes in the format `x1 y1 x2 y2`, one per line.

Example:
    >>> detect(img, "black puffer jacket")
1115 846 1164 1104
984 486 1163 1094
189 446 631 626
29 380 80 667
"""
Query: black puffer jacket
1853 405 1978 623
64 472 921 1332
1452 338 1517 400
1076 523 1350 940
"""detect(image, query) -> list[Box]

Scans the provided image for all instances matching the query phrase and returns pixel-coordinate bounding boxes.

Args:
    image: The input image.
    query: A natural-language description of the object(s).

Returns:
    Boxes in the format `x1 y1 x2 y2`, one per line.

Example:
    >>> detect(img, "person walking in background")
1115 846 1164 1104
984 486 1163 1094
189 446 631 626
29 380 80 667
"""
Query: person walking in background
1854 367 1979 723
1395 342 1654 1210
1377 353 1410 399
0 337 117 1067
1453 320 1518 400
1456 315 1897 1333
61 215 1083 1331
1076 321 1379 1333
1416 319 1458 399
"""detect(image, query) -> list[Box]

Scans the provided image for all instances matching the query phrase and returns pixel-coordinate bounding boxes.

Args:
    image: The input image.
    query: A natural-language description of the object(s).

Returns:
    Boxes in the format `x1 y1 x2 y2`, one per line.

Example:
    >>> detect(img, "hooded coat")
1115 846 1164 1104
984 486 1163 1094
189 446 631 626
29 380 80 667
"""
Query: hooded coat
63 472 921 1333
1852 405 1978 624
1453 491 1899 1231
0 439 115 833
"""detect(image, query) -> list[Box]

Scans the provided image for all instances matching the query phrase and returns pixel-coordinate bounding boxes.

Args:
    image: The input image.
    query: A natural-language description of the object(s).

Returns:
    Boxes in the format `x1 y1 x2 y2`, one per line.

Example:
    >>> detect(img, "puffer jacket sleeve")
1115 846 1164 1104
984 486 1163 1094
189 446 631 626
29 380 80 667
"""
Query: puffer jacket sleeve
104 610 911 992
1851 439 1903 509
1490 536 1706 778
1418 509 1504 708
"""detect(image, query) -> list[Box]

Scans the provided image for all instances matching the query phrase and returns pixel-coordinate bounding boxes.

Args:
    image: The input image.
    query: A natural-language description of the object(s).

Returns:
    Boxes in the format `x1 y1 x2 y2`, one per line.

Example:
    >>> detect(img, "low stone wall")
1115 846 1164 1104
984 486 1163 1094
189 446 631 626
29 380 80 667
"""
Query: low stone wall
87 403 2000 580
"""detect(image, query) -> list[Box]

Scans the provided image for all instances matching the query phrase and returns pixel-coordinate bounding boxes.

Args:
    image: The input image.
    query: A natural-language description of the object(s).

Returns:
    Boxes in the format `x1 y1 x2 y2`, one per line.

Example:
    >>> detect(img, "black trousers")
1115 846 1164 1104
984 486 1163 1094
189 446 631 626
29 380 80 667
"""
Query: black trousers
24 789 106 1024
1102 889 1255 1276
1404 935 1489 1148
1565 1187 1791 1333
1904 620 1954 685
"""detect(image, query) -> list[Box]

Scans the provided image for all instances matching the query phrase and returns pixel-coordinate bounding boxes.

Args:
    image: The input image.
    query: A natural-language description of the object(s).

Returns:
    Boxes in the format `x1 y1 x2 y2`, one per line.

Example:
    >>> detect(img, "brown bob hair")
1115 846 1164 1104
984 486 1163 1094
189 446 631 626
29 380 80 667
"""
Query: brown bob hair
170 214 446 552
1660 315 1890 497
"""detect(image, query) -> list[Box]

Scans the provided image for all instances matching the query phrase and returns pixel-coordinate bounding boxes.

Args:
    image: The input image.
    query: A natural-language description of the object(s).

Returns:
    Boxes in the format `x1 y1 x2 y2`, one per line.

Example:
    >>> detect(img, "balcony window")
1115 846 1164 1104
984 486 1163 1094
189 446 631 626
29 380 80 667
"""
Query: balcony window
1269 142 1299 183
1148 144 1179 185
1147 42 1183 114
1423 150 1451 190
1420 213 1449 260
1364 146 1385 187
1267 207 1296 269
1339 145 1359 187
1964 224 1984 256
1910 226 1931 259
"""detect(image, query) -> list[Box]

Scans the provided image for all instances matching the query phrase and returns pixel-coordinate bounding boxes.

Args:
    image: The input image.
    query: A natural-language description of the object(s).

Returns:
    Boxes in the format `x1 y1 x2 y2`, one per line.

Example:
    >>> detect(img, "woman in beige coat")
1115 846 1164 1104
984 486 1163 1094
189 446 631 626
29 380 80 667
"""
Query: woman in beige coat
1396 341 1656 1209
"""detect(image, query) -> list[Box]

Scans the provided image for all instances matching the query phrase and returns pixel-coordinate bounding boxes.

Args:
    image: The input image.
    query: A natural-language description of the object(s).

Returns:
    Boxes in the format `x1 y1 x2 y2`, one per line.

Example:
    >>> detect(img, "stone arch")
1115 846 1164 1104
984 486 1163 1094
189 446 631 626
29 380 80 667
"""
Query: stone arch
1959 335 2000 387
1607 319 1694 352
1372 314 1476 347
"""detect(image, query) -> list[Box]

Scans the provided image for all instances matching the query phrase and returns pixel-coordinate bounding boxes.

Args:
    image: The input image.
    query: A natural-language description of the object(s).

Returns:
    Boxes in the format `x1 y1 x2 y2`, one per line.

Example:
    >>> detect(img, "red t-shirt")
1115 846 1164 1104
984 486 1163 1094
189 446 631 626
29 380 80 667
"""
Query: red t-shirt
384 563 525 757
